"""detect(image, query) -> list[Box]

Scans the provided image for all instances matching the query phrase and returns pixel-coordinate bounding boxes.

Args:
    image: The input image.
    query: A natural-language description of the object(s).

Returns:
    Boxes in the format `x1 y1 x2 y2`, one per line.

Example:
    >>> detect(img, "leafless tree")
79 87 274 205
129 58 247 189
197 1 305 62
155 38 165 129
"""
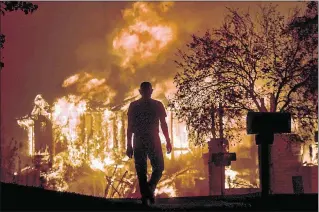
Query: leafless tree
169 4 318 145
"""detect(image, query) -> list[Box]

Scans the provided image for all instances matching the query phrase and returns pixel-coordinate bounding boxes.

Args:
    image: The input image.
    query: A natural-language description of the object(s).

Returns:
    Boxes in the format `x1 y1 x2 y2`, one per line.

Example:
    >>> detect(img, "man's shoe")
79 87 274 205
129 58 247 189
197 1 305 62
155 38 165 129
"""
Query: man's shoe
141 198 151 206
147 183 156 204
149 196 155 205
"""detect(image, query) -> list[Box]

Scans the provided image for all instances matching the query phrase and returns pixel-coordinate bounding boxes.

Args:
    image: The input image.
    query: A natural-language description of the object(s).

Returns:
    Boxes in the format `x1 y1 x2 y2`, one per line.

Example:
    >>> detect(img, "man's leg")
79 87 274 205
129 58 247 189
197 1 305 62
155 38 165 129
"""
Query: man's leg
147 137 164 202
133 147 149 203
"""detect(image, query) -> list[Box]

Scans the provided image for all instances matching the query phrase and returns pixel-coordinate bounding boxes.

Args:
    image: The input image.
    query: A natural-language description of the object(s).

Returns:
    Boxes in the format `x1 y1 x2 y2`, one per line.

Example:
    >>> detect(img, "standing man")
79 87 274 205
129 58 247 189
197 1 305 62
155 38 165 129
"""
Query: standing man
126 82 172 206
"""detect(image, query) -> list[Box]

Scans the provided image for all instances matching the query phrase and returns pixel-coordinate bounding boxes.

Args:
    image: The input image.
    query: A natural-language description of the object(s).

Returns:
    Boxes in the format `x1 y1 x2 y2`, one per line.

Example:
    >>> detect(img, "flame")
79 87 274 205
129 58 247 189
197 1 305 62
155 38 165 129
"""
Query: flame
44 154 69 191
113 2 176 68
17 90 193 197
62 74 80 88
52 95 87 167
155 184 176 197
81 78 106 93
17 90 256 196
17 118 34 156
34 146 50 156
225 166 238 189
90 158 105 172
303 142 318 166
62 72 115 105
103 156 115 166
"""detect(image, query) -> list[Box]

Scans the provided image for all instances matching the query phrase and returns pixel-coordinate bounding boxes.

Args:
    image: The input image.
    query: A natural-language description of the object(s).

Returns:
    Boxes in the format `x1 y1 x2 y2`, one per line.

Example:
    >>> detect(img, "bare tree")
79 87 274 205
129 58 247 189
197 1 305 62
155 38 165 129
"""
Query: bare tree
288 1 318 98
169 4 318 145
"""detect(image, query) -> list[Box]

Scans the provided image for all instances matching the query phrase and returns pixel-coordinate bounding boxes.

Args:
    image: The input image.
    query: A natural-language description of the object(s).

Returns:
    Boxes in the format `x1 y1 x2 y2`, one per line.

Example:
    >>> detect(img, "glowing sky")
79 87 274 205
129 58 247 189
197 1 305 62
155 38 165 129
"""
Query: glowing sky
1 1 306 142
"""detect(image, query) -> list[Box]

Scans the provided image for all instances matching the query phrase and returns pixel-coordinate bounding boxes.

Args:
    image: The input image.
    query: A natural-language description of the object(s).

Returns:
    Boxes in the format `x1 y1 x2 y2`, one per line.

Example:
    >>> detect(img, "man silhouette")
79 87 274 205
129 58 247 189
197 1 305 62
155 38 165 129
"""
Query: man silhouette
126 82 172 206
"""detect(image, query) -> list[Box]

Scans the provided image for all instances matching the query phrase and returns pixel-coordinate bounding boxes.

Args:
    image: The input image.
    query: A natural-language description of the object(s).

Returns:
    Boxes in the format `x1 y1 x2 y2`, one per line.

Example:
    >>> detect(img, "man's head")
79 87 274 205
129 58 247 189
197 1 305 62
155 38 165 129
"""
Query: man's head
139 82 153 99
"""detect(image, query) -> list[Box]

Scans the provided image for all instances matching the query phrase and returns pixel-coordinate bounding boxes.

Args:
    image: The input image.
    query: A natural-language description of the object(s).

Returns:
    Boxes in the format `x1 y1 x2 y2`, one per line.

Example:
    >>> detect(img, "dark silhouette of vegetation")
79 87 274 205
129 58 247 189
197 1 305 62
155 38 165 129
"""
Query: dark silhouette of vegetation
0 137 20 182
169 4 318 145
288 1 318 98
0 1 38 70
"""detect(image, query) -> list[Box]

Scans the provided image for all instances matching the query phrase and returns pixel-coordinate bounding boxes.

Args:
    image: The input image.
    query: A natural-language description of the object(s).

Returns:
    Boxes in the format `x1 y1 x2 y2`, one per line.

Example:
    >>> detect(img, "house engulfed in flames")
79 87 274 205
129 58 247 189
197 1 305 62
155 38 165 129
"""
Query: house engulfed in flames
16 94 198 197
16 90 261 198
15 92 318 197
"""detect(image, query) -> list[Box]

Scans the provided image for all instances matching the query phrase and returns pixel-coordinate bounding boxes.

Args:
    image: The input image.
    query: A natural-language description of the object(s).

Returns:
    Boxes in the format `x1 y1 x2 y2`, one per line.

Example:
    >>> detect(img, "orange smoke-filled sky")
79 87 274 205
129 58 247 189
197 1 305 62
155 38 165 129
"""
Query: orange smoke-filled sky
1 1 306 141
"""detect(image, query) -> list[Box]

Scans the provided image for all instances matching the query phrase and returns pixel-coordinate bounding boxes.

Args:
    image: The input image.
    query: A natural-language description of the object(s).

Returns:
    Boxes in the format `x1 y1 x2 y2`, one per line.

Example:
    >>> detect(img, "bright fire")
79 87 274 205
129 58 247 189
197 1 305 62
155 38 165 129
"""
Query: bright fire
16 85 258 195
13 2 265 197
155 185 177 197
113 2 176 68
225 166 238 189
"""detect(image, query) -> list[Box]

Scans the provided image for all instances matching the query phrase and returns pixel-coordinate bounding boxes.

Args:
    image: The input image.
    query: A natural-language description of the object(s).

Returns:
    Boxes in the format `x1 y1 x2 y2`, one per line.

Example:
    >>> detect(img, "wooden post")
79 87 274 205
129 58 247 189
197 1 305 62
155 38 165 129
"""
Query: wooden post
208 106 216 196
218 103 225 196
256 133 273 198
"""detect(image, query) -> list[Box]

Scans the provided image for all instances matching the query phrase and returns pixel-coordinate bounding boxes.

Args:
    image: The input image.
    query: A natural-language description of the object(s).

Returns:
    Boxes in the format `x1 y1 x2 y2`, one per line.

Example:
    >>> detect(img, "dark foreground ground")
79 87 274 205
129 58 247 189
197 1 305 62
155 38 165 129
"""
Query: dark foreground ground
1 182 318 212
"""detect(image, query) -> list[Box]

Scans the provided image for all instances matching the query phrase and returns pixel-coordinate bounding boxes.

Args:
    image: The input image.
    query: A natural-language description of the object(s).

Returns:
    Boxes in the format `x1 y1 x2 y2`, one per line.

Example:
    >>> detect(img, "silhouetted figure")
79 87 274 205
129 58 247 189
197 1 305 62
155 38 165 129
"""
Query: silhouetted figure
126 82 172 206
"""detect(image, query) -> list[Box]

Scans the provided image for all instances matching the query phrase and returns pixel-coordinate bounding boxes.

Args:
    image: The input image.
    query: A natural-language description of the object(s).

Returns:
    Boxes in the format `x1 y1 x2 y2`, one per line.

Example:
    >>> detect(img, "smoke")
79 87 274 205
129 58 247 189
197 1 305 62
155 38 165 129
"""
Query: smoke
69 2 303 107
69 2 182 106
112 2 176 69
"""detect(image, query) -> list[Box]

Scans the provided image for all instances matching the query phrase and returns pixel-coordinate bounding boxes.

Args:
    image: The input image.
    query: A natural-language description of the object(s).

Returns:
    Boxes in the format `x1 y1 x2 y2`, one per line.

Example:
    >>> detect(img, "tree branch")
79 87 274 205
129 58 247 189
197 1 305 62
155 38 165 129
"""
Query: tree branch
280 75 311 111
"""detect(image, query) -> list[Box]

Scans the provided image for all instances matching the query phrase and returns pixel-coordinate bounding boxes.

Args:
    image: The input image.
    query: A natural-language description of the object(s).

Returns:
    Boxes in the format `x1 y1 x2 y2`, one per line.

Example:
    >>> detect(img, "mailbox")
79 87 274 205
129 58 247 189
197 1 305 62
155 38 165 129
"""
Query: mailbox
246 112 292 198
211 152 236 166
247 112 291 134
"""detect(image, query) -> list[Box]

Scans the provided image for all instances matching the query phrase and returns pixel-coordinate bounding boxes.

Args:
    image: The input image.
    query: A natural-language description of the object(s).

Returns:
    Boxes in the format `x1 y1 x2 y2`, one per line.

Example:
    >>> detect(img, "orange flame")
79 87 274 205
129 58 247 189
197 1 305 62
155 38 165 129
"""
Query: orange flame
113 2 176 68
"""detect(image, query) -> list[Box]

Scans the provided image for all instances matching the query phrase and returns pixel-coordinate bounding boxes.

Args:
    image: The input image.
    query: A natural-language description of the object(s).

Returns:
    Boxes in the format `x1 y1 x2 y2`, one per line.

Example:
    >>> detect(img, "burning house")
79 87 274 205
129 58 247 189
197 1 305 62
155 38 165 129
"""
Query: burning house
10 2 318 195
15 93 197 196
14 89 318 197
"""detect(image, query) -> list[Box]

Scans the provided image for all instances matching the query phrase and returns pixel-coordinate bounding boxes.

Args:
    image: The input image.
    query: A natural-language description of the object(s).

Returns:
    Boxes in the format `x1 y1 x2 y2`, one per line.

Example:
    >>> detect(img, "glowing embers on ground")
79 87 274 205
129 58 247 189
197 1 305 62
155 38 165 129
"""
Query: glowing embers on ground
113 2 176 68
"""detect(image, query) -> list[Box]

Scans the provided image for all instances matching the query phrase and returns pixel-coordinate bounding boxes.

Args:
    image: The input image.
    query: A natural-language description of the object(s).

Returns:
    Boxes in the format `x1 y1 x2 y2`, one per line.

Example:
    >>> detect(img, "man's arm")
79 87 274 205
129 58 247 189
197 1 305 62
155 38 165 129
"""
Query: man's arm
159 103 170 143
127 121 133 148
160 116 170 142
